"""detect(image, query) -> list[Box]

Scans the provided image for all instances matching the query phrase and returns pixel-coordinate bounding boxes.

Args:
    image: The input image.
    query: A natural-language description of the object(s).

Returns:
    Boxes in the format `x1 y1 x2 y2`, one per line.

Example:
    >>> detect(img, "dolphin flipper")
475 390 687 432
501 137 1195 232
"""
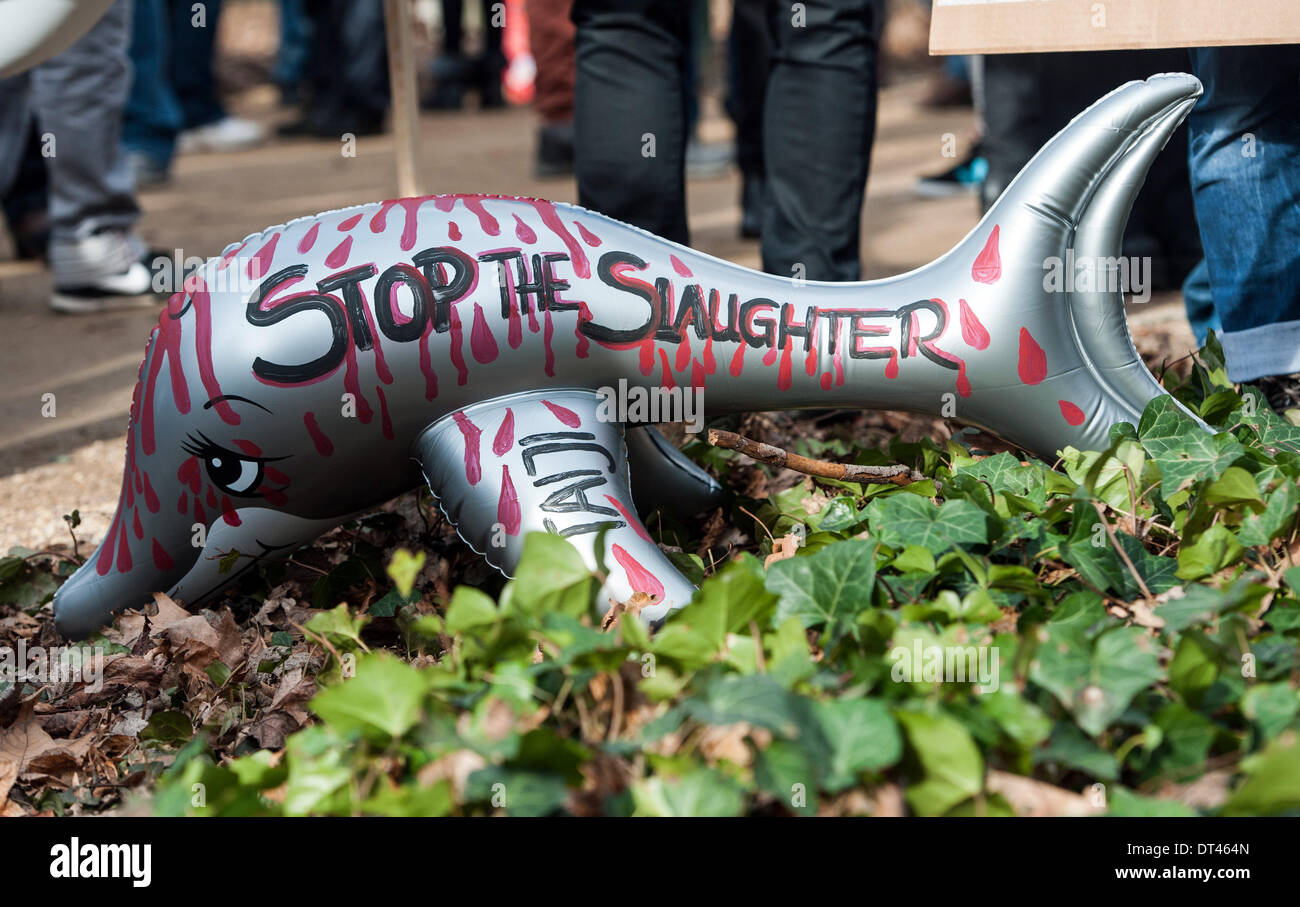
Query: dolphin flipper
625 426 724 518
413 390 695 623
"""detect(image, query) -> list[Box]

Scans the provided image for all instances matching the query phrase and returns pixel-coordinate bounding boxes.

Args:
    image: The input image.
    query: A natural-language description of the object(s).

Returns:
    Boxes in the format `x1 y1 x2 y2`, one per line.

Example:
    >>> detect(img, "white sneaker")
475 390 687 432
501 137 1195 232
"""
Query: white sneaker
177 117 266 154
49 229 160 314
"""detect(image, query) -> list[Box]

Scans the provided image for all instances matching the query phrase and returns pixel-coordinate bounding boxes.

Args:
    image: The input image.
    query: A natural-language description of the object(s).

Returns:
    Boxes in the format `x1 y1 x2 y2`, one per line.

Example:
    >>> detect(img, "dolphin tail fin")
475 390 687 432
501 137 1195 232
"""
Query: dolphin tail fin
933 73 1208 456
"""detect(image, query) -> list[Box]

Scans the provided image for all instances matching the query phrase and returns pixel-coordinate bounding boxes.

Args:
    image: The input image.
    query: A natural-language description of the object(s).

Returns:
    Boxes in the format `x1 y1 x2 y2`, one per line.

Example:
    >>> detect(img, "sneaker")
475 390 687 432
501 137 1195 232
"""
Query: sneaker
915 151 988 199
49 228 159 314
177 117 267 154
686 139 734 179
1254 372 1300 417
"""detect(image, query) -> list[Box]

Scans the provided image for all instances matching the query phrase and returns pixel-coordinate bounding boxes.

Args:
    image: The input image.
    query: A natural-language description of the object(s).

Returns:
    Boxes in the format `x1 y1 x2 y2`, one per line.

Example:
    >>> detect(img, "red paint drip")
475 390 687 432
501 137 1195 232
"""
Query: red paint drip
95 514 118 575
453 411 482 484
152 539 174 571
1018 327 1048 385
1059 399 1086 426
659 348 677 389
606 496 652 542
956 363 972 398
206 486 218 509
221 496 242 526
972 225 1001 284
376 385 395 440
338 212 363 231
418 314 439 401
249 233 279 280
178 456 201 493
670 255 692 277
612 544 665 600
448 221 461 241
177 492 187 515
820 373 832 390
371 198 428 250
575 221 602 247
493 408 515 455
217 242 245 271
730 342 746 377
542 400 581 427
575 302 592 359
142 473 160 514
885 349 899 379
542 306 556 377
449 305 469 385
132 509 143 540
777 343 793 391
958 298 990 350
498 465 521 535
298 222 320 254
530 199 590 278
116 521 132 572
762 347 778 367
325 235 352 268
513 213 537 244
304 412 334 456
470 303 499 363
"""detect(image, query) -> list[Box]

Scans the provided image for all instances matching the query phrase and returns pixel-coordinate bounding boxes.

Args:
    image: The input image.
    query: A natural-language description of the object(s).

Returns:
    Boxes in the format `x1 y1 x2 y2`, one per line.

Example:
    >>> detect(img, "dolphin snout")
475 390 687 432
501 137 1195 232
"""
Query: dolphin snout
53 539 196 640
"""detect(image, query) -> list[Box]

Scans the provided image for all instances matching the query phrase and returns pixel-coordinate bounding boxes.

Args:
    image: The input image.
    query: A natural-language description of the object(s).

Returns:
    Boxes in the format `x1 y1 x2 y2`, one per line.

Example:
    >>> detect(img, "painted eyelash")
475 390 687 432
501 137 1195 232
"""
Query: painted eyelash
180 431 230 460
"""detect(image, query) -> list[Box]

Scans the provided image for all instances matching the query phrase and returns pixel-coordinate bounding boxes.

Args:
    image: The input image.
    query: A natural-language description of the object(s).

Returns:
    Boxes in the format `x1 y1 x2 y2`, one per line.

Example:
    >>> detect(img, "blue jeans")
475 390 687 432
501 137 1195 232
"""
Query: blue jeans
1187 46 1300 382
123 0 226 168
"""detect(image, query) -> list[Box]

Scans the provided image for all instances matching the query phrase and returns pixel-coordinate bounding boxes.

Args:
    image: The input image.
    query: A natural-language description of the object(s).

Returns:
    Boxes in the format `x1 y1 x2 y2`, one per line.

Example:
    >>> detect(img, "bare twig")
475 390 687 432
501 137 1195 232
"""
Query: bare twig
707 429 922 485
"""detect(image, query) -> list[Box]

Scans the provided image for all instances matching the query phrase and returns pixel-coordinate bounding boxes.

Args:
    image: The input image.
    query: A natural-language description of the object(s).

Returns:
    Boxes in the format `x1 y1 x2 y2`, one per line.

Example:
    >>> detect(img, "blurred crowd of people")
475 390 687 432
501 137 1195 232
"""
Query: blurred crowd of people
0 0 1296 409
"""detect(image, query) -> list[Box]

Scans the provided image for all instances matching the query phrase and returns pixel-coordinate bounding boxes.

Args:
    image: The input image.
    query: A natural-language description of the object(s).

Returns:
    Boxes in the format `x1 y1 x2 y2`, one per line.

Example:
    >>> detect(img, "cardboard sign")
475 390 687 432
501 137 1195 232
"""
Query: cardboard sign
930 0 1300 55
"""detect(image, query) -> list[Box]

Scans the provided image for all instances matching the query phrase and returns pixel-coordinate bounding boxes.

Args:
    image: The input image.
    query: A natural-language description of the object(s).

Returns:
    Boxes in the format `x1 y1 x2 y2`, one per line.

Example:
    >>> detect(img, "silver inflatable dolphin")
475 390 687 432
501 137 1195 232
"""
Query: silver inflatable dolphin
52 74 1209 638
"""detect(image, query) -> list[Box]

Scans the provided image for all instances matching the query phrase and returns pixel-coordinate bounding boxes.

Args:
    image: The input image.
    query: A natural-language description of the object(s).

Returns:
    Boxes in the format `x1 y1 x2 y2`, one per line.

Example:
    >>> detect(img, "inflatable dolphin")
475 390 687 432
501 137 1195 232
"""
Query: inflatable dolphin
0 0 115 78
52 74 1209 638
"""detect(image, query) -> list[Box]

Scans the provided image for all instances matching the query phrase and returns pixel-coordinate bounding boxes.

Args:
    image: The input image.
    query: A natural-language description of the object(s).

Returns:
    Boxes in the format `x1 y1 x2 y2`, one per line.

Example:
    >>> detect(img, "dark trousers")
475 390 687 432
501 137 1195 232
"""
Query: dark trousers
305 0 389 120
572 0 692 245
571 0 879 279
761 0 879 281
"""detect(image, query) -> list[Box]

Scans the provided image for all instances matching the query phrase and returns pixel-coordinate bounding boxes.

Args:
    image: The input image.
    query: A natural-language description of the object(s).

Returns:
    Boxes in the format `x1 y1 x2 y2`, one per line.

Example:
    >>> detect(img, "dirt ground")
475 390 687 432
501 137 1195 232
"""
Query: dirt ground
0 5 1197 554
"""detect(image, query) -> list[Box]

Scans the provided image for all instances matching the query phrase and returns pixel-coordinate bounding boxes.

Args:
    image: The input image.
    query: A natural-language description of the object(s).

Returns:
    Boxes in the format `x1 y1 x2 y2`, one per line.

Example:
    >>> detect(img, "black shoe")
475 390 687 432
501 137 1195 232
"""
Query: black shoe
474 51 507 109
424 53 468 110
278 110 384 139
740 173 764 239
1254 373 1300 416
535 123 574 178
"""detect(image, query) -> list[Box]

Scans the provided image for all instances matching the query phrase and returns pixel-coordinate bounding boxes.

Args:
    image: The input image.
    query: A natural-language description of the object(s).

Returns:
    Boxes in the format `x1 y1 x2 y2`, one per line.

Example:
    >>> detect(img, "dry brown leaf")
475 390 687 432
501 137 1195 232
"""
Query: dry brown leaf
986 770 1104 817
601 591 651 631
763 533 801 568
148 592 194 633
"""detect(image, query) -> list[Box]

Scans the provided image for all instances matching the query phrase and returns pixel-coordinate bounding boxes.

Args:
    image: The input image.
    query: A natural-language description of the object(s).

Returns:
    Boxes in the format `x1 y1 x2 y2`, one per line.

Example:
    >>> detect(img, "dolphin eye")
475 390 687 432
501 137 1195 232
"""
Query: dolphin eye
182 433 276 498
205 454 263 495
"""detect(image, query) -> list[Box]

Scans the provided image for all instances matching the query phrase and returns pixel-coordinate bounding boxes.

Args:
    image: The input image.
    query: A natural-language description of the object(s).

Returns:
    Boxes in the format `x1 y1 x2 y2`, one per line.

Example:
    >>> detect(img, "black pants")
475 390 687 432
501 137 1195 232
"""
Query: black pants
571 0 880 280
981 49 1203 288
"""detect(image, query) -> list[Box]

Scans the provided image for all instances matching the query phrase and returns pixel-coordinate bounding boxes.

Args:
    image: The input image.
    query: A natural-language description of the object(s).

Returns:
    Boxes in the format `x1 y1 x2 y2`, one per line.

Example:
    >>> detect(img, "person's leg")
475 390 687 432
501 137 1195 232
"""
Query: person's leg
572 0 690 245
0 74 33 205
726 0 771 238
761 0 880 281
32 0 154 308
1187 46 1300 386
335 0 388 127
529 0 576 176
123 0 182 174
170 0 226 129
